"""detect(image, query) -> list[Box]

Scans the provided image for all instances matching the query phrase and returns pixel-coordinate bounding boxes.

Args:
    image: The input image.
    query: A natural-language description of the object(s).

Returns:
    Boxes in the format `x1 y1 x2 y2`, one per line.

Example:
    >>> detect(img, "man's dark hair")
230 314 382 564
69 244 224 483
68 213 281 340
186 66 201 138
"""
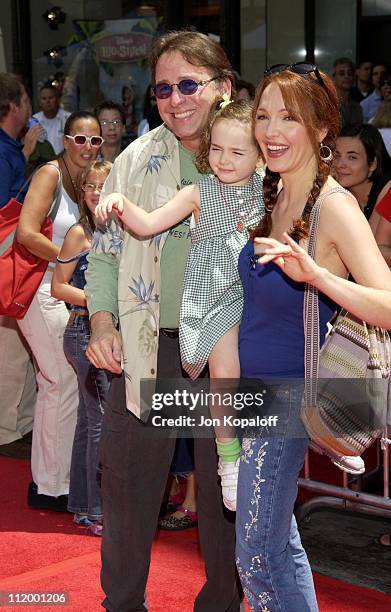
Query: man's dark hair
373 62 388 71
149 30 234 91
0 73 25 121
39 84 60 97
333 57 355 72
94 100 125 124
63 110 101 136
236 79 256 100
356 60 372 69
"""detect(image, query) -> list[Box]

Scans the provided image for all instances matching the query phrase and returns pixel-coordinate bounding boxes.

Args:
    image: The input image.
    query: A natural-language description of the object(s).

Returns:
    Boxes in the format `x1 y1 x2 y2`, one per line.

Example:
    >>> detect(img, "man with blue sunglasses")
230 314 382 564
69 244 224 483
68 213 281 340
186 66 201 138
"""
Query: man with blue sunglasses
85 31 242 612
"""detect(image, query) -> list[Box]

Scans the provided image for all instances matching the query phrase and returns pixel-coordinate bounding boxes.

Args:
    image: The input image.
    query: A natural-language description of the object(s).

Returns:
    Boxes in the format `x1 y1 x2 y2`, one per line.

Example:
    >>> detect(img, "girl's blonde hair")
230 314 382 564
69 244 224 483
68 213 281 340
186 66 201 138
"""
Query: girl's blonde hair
196 99 259 174
77 160 112 232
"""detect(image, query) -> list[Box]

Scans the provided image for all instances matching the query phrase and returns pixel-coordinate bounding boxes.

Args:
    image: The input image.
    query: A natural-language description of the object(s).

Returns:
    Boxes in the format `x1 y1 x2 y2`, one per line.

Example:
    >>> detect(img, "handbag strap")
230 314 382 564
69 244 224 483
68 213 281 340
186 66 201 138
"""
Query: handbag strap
303 186 354 406
46 163 63 222
15 162 61 209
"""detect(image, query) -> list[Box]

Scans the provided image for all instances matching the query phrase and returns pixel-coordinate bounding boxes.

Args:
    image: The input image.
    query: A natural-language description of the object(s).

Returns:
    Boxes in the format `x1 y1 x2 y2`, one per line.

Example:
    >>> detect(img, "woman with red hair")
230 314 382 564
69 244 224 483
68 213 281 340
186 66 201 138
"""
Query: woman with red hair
235 65 391 611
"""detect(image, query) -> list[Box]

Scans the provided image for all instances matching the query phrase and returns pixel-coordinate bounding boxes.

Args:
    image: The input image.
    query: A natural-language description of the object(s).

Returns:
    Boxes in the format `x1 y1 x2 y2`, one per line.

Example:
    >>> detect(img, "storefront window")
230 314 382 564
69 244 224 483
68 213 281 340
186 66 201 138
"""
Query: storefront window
267 0 306 69
31 1 166 141
241 0 266 89
315 0 357 74
361 0 391 16
188 1 220 37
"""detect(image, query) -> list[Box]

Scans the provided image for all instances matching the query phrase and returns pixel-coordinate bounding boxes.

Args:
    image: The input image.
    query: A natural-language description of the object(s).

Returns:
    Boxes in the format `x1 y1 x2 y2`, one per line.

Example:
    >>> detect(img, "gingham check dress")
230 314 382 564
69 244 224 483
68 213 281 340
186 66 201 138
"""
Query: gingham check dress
179 172 264 379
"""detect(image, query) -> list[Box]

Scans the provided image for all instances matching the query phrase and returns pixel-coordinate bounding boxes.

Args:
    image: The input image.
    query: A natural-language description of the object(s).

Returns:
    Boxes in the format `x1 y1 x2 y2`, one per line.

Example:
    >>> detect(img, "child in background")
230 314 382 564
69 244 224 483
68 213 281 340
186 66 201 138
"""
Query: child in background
52 160 113 535
96 100 264 511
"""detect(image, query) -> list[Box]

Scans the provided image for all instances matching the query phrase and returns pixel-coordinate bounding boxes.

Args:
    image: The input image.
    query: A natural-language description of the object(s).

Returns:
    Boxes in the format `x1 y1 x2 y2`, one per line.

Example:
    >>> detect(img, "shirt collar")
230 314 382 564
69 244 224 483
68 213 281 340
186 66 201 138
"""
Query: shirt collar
0 127 24 150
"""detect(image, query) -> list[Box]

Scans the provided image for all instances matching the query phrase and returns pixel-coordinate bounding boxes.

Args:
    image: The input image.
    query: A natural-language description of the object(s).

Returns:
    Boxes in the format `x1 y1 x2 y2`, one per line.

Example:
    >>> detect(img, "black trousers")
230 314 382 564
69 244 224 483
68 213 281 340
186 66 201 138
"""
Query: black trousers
100 333 242 612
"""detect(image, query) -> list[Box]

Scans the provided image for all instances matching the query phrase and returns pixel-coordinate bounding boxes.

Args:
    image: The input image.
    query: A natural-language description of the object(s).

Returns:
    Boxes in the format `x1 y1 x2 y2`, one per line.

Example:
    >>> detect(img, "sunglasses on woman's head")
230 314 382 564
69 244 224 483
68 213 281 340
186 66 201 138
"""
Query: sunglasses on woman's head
65 134 104 147
264 62 325 89
152 77 218 100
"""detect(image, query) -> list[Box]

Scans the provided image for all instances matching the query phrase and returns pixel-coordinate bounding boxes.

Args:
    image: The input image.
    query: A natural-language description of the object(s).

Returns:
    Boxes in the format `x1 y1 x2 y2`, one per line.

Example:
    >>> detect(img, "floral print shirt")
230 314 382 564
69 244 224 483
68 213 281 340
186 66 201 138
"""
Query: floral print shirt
85 124 181 419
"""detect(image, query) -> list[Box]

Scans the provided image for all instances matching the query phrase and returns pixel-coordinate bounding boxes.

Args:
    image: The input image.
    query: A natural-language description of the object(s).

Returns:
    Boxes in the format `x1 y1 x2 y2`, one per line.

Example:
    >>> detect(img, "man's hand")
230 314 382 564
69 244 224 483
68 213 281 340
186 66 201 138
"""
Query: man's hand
22 125 46 160
86 311 122 374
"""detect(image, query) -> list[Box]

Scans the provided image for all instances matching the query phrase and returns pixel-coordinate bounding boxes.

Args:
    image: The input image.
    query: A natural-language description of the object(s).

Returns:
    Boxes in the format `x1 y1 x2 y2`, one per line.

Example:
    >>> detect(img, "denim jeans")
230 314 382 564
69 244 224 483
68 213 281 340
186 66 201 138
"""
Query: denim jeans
235 386 318 612
63 314 111 520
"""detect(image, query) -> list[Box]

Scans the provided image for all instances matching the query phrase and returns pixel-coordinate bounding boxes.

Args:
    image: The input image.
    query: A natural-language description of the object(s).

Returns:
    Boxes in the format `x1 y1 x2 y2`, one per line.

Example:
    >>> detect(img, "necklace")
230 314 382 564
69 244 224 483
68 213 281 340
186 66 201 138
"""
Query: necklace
219 176 257 231
61 155 78 203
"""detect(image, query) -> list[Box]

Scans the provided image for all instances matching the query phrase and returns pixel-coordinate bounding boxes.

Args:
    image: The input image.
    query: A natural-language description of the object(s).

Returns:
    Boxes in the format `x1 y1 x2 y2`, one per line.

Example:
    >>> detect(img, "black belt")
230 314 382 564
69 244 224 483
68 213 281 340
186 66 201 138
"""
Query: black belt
160 328 179 339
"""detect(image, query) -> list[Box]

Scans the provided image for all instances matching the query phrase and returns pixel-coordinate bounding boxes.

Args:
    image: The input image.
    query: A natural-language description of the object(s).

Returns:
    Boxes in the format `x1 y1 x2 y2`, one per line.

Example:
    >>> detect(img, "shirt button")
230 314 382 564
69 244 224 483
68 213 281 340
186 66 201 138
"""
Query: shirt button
154 256 158 262
237 189 242 196
151 368 155 375
238 198 244 204
153 331 157 336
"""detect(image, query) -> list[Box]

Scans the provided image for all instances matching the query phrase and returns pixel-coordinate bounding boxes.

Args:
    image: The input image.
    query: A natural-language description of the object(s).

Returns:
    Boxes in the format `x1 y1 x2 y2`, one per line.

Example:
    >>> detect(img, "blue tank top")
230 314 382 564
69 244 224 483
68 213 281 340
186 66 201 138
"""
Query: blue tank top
56 249 89 313
238 240 335 378
70 251 89 291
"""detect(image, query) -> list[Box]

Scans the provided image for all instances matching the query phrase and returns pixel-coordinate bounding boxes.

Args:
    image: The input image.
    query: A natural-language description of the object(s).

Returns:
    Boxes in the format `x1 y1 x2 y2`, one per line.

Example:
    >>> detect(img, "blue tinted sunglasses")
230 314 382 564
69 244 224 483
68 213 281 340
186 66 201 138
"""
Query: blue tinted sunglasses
153 77 218 99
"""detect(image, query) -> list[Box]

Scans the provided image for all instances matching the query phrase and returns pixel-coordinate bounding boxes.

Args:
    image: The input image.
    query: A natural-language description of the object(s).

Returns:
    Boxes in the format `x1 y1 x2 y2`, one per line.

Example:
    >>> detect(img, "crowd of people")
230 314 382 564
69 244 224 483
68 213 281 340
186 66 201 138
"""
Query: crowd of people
1 31 391 612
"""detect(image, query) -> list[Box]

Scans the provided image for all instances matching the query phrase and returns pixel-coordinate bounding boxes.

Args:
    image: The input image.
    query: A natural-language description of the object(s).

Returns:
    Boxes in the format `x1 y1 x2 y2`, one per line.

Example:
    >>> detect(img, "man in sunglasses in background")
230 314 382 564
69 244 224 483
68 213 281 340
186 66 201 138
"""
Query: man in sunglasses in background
85 31 242 612
333 57 363 128
95 101 126 163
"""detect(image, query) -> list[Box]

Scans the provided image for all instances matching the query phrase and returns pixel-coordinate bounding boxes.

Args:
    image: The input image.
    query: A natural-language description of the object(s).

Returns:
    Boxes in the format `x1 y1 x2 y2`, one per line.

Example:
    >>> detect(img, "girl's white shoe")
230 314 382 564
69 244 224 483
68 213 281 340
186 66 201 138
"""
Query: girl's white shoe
309 442 365 475
217 458 240 511
331 455 365 474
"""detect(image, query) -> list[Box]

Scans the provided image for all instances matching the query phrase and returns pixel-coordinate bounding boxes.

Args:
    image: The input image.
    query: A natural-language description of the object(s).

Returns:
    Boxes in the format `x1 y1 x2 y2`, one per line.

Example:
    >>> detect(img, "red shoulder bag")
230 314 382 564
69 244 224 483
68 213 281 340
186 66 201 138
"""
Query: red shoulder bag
0 164 62 319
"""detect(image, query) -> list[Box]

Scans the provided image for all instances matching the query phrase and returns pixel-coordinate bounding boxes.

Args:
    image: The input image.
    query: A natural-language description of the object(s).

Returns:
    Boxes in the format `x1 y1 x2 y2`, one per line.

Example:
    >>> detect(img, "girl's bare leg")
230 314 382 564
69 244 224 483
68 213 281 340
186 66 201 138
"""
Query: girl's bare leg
208 326 241 511
208 325 240 442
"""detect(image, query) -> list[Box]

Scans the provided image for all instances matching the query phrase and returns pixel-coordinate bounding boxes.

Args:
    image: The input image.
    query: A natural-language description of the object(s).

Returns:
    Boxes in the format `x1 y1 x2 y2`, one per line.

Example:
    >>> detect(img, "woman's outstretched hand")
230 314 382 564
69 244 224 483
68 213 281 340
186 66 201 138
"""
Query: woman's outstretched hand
254 232 324 285
95 193 125 222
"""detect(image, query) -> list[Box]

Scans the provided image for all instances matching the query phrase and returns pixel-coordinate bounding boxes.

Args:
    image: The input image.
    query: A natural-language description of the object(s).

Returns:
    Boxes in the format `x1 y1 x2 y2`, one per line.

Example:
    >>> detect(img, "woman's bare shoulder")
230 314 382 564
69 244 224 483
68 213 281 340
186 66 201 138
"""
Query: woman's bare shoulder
320 177 361 218
31 161 61 187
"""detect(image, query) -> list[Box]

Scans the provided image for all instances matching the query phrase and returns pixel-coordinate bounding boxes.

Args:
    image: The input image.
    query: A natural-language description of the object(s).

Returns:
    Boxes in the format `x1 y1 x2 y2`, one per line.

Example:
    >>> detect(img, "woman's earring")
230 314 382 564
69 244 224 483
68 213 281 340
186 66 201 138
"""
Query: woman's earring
319 142 333 163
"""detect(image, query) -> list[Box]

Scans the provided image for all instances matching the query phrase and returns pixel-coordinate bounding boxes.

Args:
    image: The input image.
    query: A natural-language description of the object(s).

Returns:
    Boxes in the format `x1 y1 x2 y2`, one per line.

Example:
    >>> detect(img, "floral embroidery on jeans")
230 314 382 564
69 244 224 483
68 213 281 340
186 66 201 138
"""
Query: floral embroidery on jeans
259 591 272 611
241 436 255 464
250 554 263 574
237 555 272 612
236 556 255 610
244 440 268 542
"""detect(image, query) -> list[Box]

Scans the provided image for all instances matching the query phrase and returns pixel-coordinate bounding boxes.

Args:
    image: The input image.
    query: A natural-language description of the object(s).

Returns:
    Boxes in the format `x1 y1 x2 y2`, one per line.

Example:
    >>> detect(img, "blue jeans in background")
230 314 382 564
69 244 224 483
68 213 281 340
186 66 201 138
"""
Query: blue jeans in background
63 314 111 521
235 386 318 612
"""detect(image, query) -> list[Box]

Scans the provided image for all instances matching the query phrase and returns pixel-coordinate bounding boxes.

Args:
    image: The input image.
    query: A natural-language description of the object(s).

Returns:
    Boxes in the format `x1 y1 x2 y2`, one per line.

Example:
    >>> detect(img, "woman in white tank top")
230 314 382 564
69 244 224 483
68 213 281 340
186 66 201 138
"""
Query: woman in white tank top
16 111 104 509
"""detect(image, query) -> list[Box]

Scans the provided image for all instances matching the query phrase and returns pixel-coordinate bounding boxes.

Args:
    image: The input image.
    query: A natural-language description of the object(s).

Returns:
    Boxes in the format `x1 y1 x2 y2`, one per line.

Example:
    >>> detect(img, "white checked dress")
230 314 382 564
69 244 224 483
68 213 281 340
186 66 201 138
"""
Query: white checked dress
179 172 264 379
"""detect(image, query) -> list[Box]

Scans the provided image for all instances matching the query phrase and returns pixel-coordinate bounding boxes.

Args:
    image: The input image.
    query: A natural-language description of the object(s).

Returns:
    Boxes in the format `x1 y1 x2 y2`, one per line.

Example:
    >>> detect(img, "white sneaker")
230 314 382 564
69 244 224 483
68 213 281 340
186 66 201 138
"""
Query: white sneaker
310 442 365 475
217 458 239 511
332 455 365 475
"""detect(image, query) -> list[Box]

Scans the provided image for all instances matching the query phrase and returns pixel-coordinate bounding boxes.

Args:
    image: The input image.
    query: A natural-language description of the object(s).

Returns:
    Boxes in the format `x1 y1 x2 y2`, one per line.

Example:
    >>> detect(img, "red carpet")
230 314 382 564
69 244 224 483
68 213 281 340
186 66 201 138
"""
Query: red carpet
0 457 390 611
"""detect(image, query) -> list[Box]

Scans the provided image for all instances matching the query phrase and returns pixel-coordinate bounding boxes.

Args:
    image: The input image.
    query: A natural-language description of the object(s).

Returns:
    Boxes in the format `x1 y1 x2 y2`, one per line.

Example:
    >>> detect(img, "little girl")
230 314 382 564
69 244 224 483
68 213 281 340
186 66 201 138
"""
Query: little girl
52 160 113 535
96 100 264 510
